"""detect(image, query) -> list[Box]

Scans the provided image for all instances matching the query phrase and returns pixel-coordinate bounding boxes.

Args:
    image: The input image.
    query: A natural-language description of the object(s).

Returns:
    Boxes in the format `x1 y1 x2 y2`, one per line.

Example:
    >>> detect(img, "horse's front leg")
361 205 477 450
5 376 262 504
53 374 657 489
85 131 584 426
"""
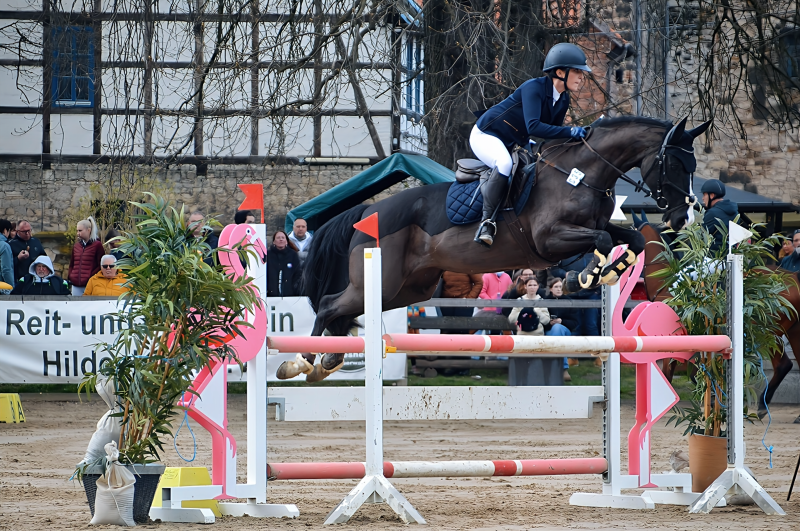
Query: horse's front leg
597 223 645 286
543 223 614 293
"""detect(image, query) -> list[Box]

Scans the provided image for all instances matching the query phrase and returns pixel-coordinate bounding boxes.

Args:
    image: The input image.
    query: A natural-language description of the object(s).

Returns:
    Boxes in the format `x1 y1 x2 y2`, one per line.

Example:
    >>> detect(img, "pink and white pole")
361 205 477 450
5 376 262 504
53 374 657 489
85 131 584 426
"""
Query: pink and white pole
269 458 608 480
267 333 731 357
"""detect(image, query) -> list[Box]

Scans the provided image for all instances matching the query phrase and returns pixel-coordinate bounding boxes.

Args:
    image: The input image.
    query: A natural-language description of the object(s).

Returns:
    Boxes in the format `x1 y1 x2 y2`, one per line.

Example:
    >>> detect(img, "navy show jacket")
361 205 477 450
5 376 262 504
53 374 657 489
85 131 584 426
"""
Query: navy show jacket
476 76 573 149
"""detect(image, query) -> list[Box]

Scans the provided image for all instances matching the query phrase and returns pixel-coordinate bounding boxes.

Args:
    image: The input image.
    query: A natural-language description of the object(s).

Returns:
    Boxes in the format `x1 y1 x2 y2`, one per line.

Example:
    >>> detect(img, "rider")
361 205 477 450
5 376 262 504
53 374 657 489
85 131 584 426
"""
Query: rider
700 180 738 253
470 43 592 246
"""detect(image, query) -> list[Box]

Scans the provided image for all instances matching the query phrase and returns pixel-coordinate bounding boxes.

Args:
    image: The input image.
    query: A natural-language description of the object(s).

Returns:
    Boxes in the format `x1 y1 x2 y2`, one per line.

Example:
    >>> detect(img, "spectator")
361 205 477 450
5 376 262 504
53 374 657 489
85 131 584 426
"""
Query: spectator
267 230 301 297
0 219 15 289
11 255 69 295
84 255 128 296
8 219 46 281
68 217 104 296
778 234 794 262
9 221 16 240
479 271 512 313
508 278 549 336
780 229 800 272
440 271 483 334
288 218 313 264
235 210 256 224
104 229 124 261
544 277 580 333
188 211 219 267
545 277 579 382
701 180 738 253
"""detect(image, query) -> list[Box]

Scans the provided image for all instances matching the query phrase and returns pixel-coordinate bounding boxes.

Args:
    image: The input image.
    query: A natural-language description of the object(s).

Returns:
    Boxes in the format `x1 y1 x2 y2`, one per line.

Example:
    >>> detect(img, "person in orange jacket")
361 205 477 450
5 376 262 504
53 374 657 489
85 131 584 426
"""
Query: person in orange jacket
83 255 128 296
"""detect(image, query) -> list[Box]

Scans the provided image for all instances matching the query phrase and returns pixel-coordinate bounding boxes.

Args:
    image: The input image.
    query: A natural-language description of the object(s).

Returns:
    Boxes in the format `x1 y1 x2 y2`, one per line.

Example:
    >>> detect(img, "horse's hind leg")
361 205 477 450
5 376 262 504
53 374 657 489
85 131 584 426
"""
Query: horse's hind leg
304 287 365 382
758 331 795 418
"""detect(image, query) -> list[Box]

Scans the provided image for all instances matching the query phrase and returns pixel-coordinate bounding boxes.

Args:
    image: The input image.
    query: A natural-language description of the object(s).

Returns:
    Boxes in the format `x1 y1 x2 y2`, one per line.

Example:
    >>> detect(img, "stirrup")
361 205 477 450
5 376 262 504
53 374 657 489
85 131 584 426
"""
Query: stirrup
474 219 497 247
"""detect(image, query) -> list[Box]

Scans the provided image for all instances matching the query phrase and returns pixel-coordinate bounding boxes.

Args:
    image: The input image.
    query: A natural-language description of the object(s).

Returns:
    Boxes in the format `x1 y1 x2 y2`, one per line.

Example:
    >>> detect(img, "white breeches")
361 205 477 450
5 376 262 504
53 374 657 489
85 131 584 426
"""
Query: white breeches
469 125 513 176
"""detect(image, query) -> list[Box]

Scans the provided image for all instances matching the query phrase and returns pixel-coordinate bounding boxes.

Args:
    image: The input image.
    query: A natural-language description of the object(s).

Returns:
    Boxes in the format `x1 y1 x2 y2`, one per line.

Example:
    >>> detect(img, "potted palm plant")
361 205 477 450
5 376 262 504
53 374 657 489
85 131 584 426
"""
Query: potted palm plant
659 219 795 492
76 194 259 523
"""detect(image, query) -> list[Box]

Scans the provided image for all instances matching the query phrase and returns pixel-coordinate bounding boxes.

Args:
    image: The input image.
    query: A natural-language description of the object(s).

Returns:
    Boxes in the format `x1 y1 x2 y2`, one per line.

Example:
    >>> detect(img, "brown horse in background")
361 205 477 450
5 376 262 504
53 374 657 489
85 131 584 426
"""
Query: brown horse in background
636 219 799 420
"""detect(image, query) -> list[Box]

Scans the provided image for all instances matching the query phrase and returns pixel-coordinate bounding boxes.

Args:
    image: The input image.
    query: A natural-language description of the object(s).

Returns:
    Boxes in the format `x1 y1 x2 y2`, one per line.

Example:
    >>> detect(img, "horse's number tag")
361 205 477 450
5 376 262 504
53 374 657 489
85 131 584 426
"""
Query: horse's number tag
567 168 585 187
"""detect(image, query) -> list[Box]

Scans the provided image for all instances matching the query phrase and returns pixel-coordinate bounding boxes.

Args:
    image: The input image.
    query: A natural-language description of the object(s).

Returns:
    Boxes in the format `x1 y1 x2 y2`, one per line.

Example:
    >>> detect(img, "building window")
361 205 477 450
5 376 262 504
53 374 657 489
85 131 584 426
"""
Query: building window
52 26 94 107
404 37 423 116
543 0 582 28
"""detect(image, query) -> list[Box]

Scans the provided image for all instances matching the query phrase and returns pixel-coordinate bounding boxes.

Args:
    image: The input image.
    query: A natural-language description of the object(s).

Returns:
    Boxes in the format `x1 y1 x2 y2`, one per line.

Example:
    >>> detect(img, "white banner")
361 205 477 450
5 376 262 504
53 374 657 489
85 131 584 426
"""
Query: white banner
0 297 408 383
0 299 121 383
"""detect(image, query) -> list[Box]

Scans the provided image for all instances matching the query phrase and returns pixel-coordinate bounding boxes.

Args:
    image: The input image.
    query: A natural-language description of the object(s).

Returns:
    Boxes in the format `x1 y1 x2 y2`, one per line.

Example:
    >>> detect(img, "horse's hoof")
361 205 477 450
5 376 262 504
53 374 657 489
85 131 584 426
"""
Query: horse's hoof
306 359 344 383
563 271 582 294
793 415 800 424
275 353 314 380
757 408 768 420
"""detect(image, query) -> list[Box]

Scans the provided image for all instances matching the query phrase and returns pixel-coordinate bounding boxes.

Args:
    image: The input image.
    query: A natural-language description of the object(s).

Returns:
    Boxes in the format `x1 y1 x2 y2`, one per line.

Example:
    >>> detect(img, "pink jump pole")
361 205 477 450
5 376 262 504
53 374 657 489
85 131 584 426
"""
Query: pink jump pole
268 458 608 480
267 334 731 356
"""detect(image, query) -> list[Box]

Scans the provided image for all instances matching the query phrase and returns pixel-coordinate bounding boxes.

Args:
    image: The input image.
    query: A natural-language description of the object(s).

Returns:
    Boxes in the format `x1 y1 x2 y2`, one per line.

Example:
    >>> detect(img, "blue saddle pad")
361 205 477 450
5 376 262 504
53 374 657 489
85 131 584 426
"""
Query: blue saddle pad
445 166 535 225
446 180 484 225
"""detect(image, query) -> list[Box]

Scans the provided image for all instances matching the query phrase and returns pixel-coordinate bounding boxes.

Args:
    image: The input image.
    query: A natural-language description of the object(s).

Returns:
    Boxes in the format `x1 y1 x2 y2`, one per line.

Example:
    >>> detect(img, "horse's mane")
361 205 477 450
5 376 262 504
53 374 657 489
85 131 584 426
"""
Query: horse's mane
591 115 672 130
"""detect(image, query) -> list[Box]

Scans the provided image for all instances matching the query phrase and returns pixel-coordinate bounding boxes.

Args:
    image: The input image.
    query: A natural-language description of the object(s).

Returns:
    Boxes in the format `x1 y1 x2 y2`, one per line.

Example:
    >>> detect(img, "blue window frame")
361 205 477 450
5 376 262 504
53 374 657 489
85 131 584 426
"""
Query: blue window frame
52 26 94 107
404 38 423 115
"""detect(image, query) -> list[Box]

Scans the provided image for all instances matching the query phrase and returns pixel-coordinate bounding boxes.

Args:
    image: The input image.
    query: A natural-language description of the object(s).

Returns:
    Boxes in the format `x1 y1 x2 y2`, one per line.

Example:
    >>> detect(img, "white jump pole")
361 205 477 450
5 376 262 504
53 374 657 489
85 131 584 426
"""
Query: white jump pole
323 248 425 525
689 244 785 514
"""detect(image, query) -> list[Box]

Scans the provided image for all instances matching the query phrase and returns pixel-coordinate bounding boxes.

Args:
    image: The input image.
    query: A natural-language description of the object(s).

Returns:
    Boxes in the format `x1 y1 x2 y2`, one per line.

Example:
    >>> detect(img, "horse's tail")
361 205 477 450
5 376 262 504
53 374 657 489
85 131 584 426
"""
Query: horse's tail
301 204 370 314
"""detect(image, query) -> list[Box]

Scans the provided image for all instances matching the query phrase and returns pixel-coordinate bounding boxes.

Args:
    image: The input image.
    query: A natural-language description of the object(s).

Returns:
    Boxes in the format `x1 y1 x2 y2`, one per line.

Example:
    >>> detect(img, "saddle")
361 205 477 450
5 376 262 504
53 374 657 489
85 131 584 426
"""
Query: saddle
446 149 537 225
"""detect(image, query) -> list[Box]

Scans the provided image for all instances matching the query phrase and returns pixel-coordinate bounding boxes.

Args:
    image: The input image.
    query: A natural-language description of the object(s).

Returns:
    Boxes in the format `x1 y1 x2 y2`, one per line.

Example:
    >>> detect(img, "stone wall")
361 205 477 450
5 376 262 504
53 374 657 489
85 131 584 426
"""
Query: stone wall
0 161 417 278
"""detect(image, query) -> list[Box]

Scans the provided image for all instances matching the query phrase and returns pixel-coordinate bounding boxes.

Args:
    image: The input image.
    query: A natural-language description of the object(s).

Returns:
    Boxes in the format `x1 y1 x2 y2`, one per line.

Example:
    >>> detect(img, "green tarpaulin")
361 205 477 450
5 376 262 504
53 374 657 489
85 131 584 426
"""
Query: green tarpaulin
285 153 456 232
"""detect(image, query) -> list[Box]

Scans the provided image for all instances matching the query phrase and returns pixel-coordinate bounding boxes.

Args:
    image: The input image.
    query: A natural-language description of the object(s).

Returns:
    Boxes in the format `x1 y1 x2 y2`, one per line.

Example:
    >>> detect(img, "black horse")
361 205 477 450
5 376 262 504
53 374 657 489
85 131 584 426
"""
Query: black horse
278 116 711 382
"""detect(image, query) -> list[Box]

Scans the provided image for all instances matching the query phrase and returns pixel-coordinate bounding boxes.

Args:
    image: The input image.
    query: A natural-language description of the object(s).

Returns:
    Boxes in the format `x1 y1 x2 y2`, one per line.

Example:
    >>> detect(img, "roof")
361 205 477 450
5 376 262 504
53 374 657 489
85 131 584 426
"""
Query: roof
285 153 455 232
617 170 799 214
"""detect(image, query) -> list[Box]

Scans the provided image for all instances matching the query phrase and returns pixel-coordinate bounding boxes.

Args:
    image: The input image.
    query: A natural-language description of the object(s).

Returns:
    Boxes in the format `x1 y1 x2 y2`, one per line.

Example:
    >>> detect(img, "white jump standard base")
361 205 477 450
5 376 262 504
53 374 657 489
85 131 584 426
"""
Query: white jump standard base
323 248 424 525
325 474 425 525
689 253 784 515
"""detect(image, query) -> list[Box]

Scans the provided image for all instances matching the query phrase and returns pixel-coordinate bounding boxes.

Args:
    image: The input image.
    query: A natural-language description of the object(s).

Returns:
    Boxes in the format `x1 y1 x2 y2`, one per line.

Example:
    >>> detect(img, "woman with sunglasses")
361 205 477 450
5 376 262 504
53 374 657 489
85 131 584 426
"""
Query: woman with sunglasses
83 255 129 296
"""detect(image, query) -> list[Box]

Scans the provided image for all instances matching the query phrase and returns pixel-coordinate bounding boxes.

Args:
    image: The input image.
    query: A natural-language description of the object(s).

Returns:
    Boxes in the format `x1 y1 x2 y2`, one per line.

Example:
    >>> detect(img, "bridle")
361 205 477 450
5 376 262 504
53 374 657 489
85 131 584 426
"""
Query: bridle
537 123 697 216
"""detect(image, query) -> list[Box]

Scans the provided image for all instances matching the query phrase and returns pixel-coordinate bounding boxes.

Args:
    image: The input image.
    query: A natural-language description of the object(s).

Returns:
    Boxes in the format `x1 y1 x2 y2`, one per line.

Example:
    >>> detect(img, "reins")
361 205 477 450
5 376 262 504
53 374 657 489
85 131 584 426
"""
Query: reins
535 128 696 213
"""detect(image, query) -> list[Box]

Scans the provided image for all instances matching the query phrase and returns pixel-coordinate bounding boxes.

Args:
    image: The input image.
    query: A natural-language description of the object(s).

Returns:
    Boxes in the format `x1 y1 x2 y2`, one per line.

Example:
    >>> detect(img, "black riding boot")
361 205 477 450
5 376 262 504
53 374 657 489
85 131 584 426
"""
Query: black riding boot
474 168 510 246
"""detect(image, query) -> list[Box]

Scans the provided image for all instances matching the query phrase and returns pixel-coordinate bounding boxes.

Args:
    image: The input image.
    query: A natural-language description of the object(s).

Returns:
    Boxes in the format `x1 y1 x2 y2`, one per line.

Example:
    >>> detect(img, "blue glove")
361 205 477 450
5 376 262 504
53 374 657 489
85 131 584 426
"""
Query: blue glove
570 126 587 139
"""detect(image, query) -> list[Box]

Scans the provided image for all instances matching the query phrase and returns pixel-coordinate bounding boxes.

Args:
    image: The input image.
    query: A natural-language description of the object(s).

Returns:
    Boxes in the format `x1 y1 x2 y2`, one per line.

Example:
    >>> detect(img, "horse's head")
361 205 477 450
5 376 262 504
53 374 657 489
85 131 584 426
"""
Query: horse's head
641 117 711 231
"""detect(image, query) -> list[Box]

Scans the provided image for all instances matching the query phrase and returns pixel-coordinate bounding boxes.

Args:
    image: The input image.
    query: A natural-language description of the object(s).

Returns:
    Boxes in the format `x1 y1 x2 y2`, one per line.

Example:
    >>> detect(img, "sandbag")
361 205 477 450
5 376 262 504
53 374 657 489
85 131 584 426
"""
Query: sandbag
81 410 122 465
80 375 121 465
90 441 136 526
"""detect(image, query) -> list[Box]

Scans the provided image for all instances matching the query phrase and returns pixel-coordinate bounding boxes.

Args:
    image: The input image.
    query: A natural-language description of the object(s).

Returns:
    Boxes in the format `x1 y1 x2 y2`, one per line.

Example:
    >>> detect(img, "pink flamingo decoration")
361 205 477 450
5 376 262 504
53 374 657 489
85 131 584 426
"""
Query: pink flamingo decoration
610 246 693 488
181 223 268 498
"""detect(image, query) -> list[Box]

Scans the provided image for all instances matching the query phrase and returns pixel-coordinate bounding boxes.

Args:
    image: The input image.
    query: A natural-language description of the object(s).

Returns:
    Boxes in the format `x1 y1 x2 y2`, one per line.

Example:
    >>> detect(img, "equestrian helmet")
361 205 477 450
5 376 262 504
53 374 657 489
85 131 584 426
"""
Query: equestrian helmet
700 179 726 198
543 43 592 73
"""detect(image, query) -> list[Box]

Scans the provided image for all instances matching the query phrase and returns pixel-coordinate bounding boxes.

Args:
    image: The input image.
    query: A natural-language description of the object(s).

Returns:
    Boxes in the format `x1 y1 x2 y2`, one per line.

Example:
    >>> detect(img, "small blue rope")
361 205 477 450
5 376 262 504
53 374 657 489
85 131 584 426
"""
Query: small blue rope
173 392 197 462
698 363 727 408
757 356 774 469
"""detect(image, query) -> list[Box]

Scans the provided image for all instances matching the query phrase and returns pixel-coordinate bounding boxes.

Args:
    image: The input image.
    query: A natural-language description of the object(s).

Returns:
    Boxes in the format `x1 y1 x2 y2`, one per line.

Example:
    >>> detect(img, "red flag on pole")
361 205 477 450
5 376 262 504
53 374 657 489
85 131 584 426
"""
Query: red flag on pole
353 212 379 247
237 184 264 223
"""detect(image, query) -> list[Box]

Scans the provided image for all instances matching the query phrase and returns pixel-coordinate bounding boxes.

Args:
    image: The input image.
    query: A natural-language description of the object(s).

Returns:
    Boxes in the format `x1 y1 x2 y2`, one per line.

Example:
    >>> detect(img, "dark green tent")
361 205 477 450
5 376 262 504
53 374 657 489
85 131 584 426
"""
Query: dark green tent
284 153 455 232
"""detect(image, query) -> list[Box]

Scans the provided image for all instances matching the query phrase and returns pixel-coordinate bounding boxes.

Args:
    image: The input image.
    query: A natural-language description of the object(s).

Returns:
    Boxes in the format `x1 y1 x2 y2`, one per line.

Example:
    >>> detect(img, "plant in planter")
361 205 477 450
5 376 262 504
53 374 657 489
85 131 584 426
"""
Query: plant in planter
76 194 259 523
657 220 795 491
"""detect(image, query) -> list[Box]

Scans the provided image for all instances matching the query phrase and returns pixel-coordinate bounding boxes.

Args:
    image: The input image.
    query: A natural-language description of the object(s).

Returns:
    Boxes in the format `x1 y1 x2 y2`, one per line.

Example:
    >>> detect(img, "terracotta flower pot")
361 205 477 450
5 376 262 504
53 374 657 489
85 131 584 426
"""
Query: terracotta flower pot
688 433 728 493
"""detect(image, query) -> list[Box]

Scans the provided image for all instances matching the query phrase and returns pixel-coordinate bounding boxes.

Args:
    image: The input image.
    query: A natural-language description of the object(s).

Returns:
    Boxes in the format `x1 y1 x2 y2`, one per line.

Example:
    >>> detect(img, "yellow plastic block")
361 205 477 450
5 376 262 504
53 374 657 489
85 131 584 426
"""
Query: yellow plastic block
151 467 222 516
0 393 25 423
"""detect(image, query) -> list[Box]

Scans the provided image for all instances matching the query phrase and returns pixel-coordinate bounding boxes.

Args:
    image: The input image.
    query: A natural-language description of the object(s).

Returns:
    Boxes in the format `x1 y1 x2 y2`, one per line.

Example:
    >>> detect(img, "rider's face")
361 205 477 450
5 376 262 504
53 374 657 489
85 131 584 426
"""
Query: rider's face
565 70 584 92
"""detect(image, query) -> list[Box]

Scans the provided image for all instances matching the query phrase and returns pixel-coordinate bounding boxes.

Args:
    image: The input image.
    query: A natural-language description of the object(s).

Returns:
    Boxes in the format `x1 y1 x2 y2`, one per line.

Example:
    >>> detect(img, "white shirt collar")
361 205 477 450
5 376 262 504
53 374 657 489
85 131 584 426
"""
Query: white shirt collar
552 85 561 106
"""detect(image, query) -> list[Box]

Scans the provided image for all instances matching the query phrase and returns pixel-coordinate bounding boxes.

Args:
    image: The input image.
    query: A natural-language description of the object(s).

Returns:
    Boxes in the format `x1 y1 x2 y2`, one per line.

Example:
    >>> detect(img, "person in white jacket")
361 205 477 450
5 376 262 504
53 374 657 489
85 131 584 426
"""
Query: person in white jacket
508 278 550 335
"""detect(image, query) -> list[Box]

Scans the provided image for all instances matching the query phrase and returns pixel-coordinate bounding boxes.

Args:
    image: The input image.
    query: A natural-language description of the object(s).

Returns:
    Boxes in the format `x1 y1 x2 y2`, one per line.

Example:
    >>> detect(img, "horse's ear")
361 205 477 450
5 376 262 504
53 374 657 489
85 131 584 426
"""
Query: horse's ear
666 116 688 145
687 120 712 139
